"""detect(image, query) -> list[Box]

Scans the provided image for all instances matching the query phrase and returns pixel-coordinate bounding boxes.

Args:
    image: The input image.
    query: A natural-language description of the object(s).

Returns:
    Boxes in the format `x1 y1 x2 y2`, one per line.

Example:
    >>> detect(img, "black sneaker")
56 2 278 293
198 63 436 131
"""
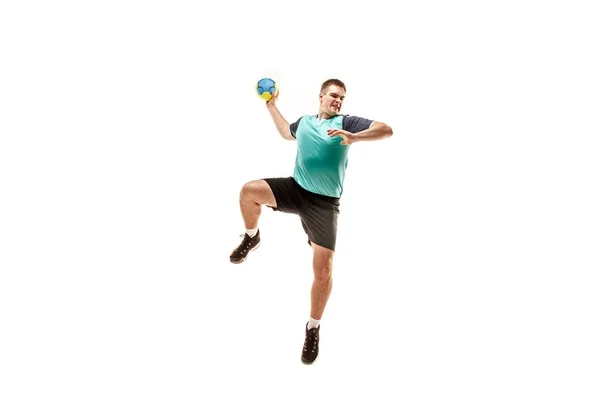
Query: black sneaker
229 230 260 264
301 323 320 365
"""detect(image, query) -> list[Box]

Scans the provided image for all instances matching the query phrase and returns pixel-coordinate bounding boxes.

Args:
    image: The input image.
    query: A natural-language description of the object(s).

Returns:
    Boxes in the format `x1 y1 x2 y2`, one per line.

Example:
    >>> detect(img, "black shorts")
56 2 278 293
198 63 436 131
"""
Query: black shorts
263 177 340 251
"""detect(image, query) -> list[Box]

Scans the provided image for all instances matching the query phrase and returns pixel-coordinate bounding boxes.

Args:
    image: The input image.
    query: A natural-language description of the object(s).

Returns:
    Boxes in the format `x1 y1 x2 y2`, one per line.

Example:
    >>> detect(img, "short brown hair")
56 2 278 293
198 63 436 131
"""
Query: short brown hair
320 79 346 94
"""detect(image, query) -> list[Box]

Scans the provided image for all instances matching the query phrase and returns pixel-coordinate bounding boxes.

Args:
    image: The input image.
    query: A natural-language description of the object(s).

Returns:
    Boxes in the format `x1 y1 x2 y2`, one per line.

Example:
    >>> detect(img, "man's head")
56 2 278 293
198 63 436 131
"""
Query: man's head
319 79 346 118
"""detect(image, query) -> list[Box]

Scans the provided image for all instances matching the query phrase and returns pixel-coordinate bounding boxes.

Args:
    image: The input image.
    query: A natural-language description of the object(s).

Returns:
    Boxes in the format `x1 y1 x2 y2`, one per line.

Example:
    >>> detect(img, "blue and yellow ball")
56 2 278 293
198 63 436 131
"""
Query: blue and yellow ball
256 78 278 101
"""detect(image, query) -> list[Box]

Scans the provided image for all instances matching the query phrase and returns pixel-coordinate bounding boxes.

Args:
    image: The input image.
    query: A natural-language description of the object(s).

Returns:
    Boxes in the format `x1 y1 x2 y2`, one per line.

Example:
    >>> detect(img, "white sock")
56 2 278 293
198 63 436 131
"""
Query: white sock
308 317 320 330
246 228 258 238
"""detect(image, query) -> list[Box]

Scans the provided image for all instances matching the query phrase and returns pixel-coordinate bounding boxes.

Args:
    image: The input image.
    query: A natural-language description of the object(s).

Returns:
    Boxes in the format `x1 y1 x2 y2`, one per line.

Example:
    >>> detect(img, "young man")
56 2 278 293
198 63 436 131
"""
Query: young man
230 78 393 365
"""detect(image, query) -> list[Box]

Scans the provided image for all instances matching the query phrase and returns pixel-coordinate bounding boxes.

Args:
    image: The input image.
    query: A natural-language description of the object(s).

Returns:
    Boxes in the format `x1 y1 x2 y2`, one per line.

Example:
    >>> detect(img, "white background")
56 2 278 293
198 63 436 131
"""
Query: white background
1 1 599 399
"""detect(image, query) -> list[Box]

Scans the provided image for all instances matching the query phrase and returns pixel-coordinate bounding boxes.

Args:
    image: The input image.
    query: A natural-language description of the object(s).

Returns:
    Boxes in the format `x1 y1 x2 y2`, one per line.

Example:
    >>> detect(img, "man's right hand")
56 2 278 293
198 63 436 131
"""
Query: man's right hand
266 89 279 109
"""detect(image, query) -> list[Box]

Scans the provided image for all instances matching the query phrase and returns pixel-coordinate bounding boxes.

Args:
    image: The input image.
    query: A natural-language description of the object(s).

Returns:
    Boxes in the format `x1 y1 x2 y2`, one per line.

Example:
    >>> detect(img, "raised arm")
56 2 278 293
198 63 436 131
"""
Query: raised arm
265 91 295 141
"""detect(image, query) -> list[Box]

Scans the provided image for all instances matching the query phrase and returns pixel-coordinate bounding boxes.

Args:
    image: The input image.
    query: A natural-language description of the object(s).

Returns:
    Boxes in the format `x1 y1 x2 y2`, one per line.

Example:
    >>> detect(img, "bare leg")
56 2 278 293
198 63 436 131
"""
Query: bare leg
310 243 334 320
239 180 277 229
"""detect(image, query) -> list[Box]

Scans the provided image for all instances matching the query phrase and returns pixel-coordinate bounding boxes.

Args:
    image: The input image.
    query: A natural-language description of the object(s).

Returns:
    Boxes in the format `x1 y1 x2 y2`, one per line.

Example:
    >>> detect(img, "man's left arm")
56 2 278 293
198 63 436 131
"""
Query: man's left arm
350 121 393 142
327 117 393 145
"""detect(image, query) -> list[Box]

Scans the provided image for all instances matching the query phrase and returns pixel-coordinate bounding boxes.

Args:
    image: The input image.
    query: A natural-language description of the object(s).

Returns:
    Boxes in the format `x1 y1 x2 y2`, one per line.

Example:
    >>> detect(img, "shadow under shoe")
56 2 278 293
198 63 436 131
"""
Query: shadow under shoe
301 323 320 365
229 230 261 264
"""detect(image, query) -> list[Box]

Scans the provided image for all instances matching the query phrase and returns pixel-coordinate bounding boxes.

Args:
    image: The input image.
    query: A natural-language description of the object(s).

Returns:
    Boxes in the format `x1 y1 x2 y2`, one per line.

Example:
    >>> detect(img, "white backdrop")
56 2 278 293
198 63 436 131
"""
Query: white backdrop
1 1 599 399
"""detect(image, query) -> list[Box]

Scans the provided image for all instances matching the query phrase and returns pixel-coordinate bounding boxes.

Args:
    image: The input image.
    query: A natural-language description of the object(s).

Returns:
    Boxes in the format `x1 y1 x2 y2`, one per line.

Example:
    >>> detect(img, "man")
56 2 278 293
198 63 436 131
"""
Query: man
230 78 393 365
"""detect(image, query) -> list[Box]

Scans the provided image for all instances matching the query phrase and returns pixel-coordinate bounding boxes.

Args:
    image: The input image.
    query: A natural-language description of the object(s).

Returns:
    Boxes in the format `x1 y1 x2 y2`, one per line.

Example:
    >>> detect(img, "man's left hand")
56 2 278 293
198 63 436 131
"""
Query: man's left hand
327 129 356 145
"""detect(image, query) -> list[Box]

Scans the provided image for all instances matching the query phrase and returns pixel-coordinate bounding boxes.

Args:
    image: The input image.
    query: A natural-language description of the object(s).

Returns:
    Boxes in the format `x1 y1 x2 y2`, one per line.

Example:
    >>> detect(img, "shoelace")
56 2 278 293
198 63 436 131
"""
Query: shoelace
304 330 318 352
235 233 253 254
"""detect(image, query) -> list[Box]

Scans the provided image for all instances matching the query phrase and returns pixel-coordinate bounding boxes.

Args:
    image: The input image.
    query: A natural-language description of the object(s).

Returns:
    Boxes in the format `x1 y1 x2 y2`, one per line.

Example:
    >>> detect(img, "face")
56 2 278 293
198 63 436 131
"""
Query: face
319 84 346 117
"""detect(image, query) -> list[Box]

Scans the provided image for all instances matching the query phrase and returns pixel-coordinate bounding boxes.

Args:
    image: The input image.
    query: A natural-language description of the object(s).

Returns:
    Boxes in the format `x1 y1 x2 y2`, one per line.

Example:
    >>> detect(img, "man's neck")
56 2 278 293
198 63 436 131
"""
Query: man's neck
317 112 337 119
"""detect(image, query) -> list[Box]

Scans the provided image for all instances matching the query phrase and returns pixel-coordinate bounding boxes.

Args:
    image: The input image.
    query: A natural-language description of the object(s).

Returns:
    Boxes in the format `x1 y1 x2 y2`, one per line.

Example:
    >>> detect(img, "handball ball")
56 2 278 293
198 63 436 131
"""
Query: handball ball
256 78 278 101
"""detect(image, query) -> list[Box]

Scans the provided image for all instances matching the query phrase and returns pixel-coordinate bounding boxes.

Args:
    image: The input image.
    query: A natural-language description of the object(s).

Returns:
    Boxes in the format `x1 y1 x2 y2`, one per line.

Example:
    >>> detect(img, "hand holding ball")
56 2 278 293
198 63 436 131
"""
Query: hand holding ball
256 78 278 101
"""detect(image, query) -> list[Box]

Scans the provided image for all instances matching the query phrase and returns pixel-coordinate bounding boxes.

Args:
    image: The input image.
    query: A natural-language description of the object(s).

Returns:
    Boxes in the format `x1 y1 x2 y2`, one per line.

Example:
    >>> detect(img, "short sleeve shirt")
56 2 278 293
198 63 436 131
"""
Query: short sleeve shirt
289 114 373 198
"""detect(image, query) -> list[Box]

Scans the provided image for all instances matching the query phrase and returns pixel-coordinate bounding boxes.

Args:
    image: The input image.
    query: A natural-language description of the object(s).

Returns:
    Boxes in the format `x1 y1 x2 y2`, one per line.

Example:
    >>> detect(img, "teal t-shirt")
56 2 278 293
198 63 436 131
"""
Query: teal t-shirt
289 114 373 198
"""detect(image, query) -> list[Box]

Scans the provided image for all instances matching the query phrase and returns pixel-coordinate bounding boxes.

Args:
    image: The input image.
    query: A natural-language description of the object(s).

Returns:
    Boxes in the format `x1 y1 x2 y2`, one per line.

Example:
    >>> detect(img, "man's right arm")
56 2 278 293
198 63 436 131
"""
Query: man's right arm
267 104 294 140
265 92 295 141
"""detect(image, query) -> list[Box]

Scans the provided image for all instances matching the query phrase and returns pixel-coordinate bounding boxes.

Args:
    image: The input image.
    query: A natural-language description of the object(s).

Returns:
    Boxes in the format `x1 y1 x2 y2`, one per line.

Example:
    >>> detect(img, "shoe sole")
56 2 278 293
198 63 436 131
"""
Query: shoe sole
301 355 318 365
229 241 260 264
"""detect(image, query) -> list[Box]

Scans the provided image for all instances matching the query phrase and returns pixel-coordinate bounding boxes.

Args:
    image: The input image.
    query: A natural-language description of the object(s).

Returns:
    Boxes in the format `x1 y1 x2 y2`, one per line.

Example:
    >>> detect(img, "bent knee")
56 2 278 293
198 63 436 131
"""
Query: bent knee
240 180 276 207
